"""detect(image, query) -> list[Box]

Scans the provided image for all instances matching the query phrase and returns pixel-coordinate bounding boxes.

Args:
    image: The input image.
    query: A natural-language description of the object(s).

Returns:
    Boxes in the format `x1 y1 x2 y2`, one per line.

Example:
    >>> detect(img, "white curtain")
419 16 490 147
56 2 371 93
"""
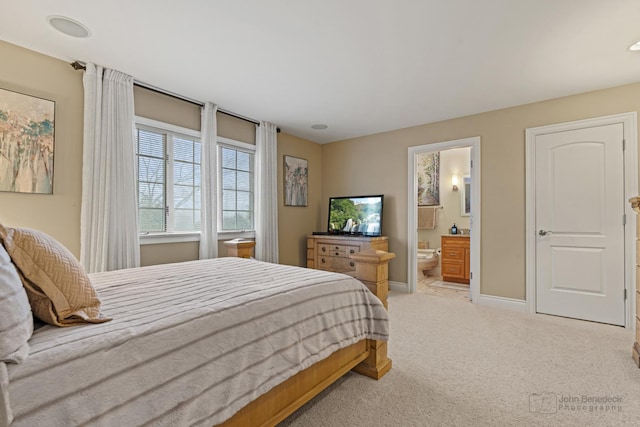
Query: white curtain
199 102 218 259
255 122 279 263
80 63 139 273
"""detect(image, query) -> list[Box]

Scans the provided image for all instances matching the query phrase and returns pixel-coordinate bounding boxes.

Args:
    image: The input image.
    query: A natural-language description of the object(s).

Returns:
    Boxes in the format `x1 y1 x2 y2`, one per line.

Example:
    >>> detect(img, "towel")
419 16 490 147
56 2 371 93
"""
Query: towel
418 206 438 230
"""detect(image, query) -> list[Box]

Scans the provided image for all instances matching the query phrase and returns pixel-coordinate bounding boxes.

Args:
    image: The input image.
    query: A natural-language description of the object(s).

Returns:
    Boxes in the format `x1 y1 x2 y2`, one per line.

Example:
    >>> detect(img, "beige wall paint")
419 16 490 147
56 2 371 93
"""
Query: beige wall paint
217 113 256 144
140 241 199 266
133 85 201 130
277 132 323 267
0 40 84 256
323 83 640 299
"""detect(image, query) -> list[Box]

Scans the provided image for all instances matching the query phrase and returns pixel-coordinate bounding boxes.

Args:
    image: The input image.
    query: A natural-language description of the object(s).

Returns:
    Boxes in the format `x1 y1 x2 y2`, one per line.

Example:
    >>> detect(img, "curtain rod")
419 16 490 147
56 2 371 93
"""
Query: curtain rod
70 61 280 132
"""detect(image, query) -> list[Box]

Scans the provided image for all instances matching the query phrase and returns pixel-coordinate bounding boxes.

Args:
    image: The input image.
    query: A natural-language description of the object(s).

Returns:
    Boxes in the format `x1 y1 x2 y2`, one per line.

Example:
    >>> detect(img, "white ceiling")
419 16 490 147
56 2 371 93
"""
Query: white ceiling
2 0 640 144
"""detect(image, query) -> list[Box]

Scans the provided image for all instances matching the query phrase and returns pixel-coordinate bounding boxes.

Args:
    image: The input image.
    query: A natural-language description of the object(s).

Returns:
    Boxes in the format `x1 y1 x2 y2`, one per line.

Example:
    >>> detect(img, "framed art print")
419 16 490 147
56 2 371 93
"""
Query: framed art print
284 155 308 206
416 151 439 206
0 88 55 194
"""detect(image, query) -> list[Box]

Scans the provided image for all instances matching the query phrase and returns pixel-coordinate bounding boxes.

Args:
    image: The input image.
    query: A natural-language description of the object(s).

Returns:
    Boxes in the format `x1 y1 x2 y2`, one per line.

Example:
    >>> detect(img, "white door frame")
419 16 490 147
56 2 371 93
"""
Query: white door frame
525 112 638 328
407 136 481 303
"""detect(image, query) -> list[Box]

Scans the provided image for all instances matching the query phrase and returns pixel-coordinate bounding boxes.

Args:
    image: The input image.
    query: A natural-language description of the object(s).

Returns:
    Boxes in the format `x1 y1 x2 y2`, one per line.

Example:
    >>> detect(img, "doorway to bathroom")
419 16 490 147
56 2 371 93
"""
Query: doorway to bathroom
407 137 481 301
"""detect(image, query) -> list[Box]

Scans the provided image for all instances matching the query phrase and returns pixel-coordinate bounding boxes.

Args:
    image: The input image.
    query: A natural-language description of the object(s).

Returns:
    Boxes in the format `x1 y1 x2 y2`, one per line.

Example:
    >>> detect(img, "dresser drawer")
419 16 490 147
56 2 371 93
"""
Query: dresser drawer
317 256 356 272
319 244 346 256
345 245 360 256
441 261 465 279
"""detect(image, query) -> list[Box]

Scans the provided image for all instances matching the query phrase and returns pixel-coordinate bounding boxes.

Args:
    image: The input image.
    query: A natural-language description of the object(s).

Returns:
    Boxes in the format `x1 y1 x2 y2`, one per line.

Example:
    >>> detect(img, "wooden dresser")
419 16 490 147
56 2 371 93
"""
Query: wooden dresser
307 235 388 275
440 235 470 284
630 197 640 367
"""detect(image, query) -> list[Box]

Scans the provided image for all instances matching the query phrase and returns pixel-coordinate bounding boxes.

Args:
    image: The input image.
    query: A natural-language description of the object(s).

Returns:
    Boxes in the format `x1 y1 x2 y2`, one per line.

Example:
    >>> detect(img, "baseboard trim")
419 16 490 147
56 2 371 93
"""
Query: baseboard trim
476 294 527 312
389 281 408 293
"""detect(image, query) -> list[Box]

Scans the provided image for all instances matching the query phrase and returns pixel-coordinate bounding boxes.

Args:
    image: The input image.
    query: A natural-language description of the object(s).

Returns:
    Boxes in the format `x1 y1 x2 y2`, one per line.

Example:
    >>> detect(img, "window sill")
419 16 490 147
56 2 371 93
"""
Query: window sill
139 232 200 245
139 230 256 245
218 230 256 240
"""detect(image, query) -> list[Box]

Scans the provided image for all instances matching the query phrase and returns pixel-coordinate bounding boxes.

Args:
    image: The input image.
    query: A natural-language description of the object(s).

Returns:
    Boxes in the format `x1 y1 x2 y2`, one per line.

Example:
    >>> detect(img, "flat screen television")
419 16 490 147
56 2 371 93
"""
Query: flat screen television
327 195 384 236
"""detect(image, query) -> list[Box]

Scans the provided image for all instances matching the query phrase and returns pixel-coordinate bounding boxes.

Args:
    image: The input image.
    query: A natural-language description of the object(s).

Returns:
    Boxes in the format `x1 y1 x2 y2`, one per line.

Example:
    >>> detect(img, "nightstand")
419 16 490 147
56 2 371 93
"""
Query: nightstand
224 238 255 258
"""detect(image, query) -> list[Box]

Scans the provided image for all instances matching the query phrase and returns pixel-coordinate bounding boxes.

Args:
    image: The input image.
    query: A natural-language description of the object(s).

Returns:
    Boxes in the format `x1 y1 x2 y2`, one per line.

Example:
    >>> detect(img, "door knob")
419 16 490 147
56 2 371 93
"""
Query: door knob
538 230 553 236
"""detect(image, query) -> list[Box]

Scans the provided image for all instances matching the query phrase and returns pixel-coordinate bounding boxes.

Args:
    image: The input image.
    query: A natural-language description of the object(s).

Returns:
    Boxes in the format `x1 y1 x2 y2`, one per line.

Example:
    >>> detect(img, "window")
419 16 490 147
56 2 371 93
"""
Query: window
219 139 255 232
135 119 201 234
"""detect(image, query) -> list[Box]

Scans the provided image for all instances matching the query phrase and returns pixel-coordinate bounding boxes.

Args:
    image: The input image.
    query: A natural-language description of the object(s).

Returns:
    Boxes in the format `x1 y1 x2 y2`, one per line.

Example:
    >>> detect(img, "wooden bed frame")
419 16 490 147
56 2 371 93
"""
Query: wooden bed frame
219 249 395 427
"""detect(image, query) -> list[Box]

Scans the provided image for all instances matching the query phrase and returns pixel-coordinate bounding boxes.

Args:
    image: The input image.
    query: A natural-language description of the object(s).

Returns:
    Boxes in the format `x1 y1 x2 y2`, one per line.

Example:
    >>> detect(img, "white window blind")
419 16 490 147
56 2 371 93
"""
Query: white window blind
220 144 254 231
136 125 201 233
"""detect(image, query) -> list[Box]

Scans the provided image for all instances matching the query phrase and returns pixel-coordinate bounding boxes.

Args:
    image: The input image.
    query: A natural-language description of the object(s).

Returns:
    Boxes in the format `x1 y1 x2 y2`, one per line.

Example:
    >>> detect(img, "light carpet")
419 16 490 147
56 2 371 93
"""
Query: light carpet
280 291 640 426
429 280 470 291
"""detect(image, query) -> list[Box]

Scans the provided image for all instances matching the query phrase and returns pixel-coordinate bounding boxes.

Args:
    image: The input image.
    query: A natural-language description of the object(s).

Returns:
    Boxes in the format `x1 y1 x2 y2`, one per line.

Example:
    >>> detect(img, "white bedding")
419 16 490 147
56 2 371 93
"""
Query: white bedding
1 257 388 426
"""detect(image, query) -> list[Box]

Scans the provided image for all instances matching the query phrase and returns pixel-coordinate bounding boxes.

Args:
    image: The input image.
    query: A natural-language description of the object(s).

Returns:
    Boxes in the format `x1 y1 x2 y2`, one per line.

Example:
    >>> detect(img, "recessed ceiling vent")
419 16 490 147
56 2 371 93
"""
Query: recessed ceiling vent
47 15 91 38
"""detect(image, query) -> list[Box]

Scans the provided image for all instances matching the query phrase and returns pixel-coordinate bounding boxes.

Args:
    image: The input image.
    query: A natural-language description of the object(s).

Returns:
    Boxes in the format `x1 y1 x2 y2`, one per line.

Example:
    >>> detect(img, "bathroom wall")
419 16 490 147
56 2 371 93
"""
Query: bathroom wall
418 147 471 250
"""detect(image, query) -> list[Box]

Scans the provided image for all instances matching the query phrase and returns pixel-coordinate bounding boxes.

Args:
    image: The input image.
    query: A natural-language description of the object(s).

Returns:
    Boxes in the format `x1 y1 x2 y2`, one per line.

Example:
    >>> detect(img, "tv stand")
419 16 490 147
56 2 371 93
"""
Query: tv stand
307 235 389 275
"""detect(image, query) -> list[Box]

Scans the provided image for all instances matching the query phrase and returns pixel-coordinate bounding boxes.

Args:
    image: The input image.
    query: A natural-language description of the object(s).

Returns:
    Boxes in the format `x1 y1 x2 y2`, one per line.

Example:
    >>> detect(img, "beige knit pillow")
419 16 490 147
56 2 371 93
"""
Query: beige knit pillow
0 225 110 327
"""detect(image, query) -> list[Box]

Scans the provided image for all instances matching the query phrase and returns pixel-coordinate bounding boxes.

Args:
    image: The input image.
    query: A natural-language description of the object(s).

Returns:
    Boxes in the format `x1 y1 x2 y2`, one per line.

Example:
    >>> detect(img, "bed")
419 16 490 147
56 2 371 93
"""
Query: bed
0 227 392 427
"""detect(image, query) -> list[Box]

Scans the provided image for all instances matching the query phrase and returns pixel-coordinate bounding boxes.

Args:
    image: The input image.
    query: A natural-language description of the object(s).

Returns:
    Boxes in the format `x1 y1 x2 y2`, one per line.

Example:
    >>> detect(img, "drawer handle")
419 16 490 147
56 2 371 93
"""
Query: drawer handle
349 249 355 254
322 247 326 252
350 262 355 267
321 258 326 263
333 252 340 256
334 246 340 250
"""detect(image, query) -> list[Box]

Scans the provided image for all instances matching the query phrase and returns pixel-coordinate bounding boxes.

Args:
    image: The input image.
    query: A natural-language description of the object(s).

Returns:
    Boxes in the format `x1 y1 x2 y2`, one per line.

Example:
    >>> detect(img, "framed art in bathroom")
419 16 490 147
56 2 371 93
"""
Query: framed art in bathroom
416 151 440 206
460 175 471 216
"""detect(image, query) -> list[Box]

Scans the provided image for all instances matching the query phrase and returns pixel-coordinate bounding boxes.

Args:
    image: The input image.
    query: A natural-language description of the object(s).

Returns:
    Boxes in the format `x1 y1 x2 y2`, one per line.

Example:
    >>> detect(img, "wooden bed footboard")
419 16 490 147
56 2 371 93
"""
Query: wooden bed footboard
219 249 394 426
219 340 369 427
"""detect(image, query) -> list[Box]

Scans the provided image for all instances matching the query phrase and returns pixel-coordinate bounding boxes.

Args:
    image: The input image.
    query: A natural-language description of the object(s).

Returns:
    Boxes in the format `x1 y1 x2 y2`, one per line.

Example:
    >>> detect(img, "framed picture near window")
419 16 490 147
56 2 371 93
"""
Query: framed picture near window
0 88 55 194
284 155 308 207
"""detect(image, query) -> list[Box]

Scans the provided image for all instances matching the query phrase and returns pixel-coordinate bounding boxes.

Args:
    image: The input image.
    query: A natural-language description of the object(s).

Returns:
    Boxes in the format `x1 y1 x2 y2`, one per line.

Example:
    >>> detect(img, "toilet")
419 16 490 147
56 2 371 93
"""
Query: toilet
417 247 439 277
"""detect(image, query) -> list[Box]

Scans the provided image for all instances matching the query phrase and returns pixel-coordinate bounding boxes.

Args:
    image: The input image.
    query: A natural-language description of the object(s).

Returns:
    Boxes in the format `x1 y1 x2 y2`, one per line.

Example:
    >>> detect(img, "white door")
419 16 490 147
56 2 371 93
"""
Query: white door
535 123 625 325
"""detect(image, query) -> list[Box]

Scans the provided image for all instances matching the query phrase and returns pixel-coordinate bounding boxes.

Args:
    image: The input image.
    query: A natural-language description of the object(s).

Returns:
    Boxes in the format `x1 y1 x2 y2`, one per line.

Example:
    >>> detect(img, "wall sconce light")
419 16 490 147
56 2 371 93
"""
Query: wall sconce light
451 174 459 191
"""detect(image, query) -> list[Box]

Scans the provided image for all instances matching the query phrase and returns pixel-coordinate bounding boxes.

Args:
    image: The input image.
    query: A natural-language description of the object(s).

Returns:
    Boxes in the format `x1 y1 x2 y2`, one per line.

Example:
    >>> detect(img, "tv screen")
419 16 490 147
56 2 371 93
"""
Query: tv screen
328 195 384 236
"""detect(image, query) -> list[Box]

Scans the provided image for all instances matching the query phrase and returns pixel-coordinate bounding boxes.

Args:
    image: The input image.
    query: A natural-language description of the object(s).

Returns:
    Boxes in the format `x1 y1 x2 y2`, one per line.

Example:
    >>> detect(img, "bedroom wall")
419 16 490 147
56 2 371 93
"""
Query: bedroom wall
322 82 640 299
5 39 640 297
0 40 84 256
0 40 322 268
277 133 323 267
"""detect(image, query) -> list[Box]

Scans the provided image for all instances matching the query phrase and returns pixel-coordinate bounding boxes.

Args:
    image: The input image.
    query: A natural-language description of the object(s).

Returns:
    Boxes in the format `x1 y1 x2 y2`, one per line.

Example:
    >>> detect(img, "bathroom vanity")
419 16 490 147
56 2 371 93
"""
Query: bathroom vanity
441 235 470 284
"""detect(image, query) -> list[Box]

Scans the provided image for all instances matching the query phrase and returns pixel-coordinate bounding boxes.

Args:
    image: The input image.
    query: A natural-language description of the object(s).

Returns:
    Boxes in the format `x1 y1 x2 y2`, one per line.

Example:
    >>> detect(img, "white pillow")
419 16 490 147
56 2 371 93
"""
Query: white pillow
0 241 33 363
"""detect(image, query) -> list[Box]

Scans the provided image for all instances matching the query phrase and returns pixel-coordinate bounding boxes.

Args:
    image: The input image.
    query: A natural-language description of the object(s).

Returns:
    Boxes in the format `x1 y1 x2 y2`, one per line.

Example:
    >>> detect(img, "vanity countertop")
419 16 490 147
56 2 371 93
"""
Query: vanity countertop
442 233 470 237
